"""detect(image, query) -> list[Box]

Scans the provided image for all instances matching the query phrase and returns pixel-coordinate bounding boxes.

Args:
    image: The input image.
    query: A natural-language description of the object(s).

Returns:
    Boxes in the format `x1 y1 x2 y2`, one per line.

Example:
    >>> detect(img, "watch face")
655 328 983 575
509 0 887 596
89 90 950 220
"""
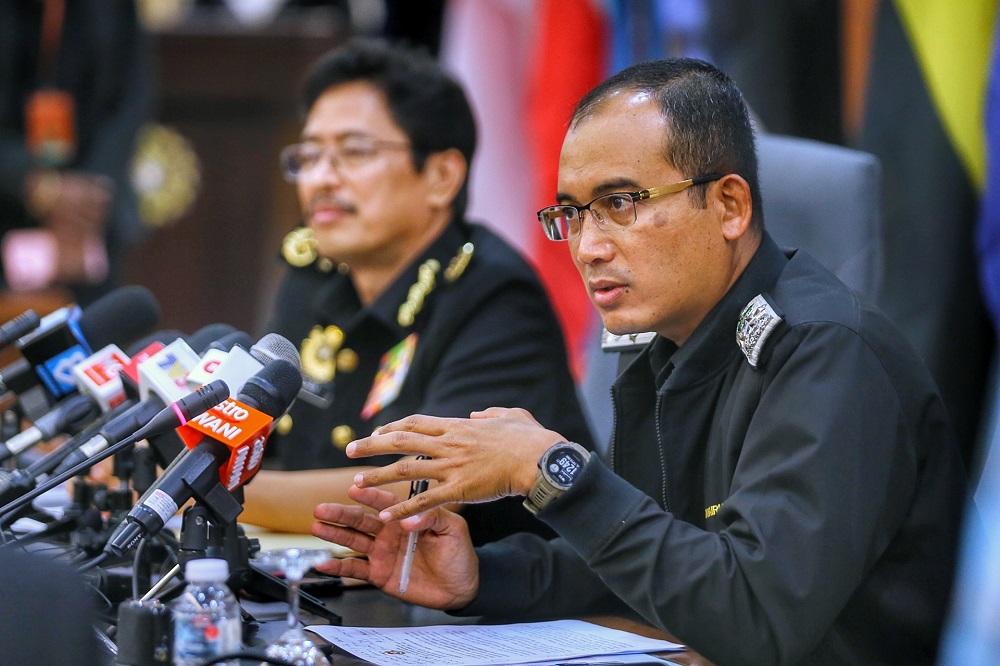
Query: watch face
545 447 587 487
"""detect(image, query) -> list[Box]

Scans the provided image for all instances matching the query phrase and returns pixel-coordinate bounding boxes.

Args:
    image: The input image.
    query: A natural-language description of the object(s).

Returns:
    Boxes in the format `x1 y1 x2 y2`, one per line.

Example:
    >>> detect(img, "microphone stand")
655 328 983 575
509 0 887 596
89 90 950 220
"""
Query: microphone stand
162 489 341 624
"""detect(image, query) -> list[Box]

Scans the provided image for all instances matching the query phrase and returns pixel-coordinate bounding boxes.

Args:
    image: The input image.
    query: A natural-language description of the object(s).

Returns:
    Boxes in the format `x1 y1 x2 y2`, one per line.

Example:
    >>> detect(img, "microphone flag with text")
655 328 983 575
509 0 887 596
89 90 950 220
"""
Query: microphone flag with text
4 286 160 422
104 360 301 556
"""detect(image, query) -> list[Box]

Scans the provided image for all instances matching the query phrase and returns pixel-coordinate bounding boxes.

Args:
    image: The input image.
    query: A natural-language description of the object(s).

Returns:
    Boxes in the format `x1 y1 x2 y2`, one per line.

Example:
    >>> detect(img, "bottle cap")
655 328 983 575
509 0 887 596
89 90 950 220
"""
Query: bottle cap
184 558 229 583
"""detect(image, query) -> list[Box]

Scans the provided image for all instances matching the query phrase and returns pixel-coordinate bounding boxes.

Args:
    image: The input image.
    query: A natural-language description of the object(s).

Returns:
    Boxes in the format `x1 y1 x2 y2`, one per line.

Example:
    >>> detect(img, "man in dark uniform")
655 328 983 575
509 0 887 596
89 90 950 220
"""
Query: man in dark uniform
241 39 593 545
311 59 970 664
0 0 152 304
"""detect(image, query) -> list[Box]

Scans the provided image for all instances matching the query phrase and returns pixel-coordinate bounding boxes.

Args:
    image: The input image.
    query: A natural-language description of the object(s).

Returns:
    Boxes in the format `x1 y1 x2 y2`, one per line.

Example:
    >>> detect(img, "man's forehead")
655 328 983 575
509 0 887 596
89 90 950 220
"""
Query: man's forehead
557 100 672 198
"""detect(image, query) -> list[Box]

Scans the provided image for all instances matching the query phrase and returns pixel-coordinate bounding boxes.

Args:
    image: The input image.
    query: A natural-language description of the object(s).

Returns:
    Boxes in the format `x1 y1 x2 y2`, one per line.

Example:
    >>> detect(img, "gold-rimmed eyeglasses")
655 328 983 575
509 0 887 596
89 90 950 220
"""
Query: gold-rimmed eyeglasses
280 133 411 182
537 174 723 241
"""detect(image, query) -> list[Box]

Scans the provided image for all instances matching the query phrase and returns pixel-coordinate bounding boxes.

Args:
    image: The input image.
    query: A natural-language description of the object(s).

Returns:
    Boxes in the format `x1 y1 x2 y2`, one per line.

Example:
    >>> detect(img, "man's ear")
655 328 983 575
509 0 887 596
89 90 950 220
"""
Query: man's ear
714 173 754 240
423 148 467 211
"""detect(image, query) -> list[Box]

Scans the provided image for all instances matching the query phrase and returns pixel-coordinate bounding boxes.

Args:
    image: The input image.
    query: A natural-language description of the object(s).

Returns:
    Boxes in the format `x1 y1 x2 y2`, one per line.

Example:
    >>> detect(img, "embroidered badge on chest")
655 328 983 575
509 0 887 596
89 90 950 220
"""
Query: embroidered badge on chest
361 333 418 420
736 294 783 367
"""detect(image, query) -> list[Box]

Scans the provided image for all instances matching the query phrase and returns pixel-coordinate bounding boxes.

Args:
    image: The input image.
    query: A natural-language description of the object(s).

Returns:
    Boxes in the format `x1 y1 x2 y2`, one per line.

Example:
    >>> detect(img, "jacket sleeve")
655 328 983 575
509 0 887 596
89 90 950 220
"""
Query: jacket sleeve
520 323 919 665
454 529 631 620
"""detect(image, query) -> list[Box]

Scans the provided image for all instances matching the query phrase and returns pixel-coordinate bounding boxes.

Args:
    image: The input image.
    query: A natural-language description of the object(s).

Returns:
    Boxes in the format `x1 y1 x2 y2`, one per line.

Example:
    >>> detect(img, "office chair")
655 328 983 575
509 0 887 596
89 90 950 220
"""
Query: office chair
579 134 884 450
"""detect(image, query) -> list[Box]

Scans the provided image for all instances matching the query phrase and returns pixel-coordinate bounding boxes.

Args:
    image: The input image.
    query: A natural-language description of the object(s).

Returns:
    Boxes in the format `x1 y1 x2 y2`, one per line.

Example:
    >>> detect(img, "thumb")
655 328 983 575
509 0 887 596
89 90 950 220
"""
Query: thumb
400 506 464 536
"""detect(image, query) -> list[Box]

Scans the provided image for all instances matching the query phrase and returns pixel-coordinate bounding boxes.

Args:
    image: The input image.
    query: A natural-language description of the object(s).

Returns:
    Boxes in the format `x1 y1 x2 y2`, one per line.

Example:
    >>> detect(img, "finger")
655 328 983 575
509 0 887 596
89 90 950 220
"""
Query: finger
346 485 406 512
398 504 468 537
311 521 376 554
371 414 452 437
353 453 435 489
377 486 452 523
314 501 385 536
347 427 442 460
315 557 371 581
470 407 512 419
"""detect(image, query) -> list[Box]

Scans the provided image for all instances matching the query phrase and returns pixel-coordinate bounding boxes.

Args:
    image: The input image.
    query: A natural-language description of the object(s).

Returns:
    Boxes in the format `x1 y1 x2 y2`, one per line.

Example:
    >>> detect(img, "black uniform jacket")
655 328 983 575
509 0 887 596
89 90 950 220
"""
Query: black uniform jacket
462 233 968 665
266 218 595 545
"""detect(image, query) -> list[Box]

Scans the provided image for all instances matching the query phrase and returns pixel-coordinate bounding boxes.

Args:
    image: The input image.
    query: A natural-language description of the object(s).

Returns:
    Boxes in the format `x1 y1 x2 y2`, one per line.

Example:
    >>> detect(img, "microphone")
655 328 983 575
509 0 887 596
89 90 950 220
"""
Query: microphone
104 361 301 556
0 397 141 504
14 286 160 417
187 324 239 355
50 338 204 476
0 393 99 463
0 381 230 524
0 309 40 350
72 344 130 412
183 331 255 390
0 341 136 464
185 332 300 397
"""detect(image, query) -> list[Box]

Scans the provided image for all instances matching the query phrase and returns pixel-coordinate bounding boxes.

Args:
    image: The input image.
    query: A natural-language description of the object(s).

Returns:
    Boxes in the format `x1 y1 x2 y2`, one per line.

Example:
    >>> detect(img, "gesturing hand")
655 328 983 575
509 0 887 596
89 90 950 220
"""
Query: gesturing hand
311 485 480 610
345 408 563 522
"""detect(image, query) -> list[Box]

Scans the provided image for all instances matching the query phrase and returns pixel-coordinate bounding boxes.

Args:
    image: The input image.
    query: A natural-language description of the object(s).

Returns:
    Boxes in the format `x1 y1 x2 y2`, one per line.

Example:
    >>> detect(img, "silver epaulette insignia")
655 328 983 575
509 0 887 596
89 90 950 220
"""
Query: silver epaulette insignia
736 294 782 367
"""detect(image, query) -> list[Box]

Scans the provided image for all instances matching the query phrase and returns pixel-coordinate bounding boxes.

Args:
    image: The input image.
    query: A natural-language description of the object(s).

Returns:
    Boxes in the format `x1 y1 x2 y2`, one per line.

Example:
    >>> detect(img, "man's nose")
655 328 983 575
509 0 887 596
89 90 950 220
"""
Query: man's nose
573 211 614 263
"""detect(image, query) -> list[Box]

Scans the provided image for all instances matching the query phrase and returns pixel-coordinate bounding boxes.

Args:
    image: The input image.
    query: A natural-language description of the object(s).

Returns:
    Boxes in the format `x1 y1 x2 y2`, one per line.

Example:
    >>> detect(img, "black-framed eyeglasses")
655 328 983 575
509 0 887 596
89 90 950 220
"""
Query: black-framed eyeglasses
536 174 723 241
280 133 411 182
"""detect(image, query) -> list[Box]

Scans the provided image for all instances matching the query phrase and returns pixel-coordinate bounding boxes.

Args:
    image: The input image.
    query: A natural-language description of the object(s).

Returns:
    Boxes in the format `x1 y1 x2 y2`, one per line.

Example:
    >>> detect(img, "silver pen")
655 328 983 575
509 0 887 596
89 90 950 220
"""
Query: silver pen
398 457 430 594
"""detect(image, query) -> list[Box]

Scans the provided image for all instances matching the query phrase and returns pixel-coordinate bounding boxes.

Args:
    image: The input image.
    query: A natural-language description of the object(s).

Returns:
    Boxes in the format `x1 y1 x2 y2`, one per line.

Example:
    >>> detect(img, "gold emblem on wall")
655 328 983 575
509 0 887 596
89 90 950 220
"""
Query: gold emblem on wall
300 324 344 383
130 123 200 229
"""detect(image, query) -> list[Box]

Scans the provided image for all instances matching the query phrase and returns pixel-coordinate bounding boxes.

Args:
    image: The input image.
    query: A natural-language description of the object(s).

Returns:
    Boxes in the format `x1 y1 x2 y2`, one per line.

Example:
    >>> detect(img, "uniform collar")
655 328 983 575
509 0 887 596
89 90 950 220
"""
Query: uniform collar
321 218 469 337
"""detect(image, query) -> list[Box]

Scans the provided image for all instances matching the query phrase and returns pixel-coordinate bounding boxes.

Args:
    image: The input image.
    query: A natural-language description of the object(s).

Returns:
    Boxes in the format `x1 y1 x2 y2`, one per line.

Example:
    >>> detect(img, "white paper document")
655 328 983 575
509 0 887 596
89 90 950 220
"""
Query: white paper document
306 619 684 666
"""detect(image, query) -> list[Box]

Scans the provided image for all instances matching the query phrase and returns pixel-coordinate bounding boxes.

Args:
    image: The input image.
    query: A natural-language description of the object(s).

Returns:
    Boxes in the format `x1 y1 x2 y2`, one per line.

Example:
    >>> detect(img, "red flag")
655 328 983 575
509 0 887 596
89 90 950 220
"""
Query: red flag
525 0 608 378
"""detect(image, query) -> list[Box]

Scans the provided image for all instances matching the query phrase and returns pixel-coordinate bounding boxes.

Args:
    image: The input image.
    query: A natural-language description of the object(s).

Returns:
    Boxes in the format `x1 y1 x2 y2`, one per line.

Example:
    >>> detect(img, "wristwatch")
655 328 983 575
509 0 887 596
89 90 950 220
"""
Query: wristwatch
523 441 591 515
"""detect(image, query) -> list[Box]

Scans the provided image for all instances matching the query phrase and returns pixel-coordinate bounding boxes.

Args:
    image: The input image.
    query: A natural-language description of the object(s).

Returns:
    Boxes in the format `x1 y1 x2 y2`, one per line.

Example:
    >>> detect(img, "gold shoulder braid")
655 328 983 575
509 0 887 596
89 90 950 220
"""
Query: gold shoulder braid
300 324 344 383
282 226 318 267
444 242 475 282
397 258 440 327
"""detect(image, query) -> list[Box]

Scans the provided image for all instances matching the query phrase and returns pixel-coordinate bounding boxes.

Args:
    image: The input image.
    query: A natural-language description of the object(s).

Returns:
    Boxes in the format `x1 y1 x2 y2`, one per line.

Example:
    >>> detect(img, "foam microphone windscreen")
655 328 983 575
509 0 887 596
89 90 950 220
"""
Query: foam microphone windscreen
240 359 302 417
187 323 237 354
212 330 254 353
126 330 184 357
78 286 161 350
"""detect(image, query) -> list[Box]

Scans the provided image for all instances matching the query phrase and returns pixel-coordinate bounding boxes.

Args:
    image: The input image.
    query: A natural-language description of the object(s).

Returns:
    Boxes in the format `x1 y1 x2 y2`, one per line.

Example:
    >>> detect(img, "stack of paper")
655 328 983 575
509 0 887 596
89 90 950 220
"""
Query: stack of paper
307 619 684 666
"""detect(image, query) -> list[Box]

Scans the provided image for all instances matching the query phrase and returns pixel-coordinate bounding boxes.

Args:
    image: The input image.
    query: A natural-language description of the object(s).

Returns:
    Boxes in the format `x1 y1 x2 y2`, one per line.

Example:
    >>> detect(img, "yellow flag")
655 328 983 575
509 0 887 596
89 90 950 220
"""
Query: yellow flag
895 0 997 189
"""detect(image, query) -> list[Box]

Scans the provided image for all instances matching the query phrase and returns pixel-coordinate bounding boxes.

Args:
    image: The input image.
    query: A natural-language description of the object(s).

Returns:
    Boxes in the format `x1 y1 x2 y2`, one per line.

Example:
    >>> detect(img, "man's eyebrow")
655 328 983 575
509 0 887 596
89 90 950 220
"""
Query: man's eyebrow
555 178 643 203
299 130 371 143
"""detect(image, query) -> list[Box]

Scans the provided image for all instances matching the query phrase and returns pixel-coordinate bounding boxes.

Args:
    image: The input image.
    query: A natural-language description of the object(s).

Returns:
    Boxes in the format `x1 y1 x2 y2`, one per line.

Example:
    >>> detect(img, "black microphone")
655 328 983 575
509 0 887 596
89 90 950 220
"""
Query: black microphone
0 310 40 350
14 286 160 417
0 393 99 463
0 381 230 523
0 398 141 505
104 362 300 556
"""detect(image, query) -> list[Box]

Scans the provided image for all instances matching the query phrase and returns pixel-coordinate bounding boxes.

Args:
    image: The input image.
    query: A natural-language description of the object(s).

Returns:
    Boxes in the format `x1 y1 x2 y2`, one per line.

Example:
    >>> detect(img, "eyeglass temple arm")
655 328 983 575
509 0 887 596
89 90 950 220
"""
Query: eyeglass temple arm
641 174 724 200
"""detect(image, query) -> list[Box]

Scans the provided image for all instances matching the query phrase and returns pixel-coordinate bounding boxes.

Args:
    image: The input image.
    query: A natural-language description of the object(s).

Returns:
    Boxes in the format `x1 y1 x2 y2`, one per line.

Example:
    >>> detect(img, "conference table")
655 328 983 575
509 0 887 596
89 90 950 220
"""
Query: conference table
249 583 714 666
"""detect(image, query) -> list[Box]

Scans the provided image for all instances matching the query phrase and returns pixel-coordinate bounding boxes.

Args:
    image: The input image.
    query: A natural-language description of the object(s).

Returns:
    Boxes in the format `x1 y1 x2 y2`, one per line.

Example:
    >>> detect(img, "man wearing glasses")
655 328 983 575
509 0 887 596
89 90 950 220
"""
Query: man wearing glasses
240 39 593 544
312 58 968 664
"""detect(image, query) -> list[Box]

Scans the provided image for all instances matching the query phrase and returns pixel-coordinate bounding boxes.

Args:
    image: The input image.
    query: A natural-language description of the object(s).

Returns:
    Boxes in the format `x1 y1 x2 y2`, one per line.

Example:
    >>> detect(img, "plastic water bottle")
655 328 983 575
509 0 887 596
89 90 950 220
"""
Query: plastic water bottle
171 558 241 666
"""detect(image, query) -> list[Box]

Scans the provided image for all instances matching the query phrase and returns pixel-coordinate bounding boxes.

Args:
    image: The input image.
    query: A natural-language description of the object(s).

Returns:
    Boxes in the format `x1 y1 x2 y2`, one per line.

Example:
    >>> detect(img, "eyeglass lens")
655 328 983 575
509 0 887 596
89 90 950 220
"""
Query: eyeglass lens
540 193 637 240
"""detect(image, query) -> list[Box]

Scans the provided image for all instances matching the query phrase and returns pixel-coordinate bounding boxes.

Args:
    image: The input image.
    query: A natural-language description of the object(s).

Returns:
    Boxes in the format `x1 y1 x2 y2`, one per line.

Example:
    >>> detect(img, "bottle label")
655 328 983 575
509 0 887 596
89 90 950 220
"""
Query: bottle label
173 611 239 663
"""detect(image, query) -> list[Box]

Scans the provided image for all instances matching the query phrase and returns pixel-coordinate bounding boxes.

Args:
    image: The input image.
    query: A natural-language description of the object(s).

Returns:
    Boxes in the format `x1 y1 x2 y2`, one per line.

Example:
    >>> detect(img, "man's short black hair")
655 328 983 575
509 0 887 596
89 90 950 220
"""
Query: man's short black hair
302 38 477 218
571 58 764 233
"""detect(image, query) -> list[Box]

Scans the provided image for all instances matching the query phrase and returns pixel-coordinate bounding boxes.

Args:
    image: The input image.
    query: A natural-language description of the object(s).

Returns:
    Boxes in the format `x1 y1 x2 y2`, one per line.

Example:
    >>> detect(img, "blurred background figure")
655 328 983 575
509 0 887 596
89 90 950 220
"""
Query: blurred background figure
0 0 153 308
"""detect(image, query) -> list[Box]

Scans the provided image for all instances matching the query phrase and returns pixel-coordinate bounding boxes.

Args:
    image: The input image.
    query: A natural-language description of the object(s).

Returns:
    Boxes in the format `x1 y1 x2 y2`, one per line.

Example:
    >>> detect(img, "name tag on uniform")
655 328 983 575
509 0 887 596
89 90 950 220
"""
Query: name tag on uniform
361 333 417 420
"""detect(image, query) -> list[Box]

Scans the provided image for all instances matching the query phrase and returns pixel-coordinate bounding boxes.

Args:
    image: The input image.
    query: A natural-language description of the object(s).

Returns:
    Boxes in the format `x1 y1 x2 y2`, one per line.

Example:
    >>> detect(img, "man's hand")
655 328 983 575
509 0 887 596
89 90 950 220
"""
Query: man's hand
28 170 113 236
312 485 479 610
345 408 562 522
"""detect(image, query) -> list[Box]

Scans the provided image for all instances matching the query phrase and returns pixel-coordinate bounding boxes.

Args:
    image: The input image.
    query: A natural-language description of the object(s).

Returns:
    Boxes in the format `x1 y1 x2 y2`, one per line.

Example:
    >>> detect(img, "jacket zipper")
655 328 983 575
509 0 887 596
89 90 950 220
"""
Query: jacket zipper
655 390 669 511
609 385 670 512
